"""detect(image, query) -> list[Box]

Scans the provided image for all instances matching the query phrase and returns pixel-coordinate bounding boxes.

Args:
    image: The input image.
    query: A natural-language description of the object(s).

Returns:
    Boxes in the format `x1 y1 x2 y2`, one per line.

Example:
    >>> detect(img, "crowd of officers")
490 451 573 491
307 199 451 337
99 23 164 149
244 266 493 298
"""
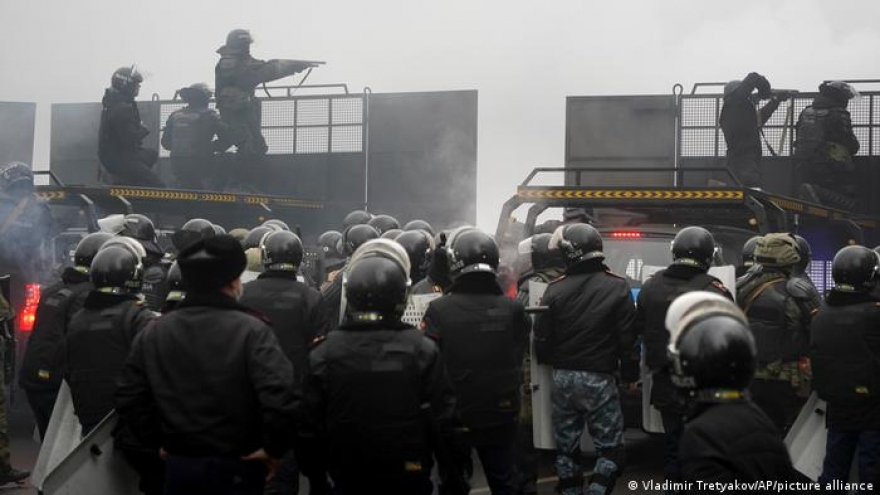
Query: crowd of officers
8 203 880 494
98 29 319 190
721 72 861 211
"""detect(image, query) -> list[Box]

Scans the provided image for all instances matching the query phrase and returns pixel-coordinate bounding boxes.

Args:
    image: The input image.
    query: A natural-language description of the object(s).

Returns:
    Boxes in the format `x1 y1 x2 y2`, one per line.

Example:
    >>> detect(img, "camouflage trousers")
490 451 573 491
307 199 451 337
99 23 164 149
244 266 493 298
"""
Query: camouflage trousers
551 370 624 495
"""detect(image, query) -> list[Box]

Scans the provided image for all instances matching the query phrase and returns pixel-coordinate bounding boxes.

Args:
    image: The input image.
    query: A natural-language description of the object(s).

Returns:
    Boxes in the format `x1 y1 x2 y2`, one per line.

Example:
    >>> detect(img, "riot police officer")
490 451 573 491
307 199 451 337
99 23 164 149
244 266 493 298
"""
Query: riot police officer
403 219 434 236
321 224 379 327
162 261 185 313
666 292 796 485
20 232 112 438
238 230 329 494
317 230 344 288
304 239 466 495
719 72 784 188
162 83 231 190
394 229 434 286
215 29 318 191
422 227 530 495
98 66 163 187
634 226 732 492
810 246 880 489
121 213 170 311
171 217 217 253
117 235 299 495
736 233 821 433
513 232 565 495
737 235 761 278
795 81 860 211
533 224 635 495
65 243 161 493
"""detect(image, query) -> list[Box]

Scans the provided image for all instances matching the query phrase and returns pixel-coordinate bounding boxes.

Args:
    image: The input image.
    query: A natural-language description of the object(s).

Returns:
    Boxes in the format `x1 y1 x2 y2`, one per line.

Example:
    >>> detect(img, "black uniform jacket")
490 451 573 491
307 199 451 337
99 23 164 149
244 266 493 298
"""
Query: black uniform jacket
534 259 636 374
680 399 796 490
116 292 299 458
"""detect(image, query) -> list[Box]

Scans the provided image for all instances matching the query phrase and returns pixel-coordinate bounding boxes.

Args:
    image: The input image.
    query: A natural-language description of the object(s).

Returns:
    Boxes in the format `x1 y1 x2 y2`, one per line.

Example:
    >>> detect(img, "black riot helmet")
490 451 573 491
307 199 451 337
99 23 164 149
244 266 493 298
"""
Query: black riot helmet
667 292 756 392
0 161 34 194
166 261 186 303
831 245 878 293
111 66 143 97
448 228 499 279
345 240 411 319
244 226 274 251
342 210 373 229
73 232 114 272
531 233 565 271
261 231 304 270
793 235 812 275
262 219 290 231
341 224 380 256
224 29 253 51
172 218 216 252
550 223 604 266
90 245 144 294
368 214 401 235
671 226 716 270
395 229 434 282
819 81 858 106
318 230 344 265
212 224 226 235
179 83 212 106
121 214 162 256
403 219 434 236
381 228 403 240
741 235 761 267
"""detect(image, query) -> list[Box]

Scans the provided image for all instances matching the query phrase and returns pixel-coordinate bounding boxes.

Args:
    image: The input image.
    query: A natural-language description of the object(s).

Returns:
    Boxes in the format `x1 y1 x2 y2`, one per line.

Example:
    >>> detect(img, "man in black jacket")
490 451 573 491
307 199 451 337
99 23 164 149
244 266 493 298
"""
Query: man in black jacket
811 246 880 490
795 81 861 211
719 72 784 188
667 292 796 490
423 228 530 495
117 235 300 495
634 227 732 493
239 230 330 495
305 239 467 495
98 66 163 187
20 232 111 439
534 224 635 495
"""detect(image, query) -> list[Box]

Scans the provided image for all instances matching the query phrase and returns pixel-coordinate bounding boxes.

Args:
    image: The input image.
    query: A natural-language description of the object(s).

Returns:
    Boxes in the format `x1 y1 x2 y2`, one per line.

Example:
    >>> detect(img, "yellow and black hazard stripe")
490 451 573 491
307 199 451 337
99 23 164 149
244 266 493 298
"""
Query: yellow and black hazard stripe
109 188 201 201
517 188 744 201
36 191 66 201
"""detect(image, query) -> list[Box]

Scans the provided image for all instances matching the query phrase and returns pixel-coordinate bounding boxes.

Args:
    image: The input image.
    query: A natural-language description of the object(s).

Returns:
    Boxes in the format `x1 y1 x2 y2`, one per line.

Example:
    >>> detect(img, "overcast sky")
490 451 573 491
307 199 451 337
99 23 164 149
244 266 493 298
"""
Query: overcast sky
2 0 879 229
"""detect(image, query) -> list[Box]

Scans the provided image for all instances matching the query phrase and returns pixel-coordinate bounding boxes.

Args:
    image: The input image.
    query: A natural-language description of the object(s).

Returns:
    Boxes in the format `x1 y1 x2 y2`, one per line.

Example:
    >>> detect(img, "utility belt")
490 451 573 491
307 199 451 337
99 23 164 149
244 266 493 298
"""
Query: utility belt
754 359 811 397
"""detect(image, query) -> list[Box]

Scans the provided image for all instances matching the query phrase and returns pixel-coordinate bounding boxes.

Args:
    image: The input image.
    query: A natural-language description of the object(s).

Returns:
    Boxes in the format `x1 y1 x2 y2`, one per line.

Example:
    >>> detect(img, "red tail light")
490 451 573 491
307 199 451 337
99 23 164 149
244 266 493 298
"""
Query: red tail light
610 232 643 239
18 283 40 332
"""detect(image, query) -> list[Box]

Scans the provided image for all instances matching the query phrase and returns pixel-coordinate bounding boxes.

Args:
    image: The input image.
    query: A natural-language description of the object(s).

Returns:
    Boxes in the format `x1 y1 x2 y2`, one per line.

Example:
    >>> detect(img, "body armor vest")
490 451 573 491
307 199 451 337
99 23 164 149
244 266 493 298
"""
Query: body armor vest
321 328 431 477
739 274 807 365
811 302 879 403
166 108 216 157
66 301 141 431
794 106 830 161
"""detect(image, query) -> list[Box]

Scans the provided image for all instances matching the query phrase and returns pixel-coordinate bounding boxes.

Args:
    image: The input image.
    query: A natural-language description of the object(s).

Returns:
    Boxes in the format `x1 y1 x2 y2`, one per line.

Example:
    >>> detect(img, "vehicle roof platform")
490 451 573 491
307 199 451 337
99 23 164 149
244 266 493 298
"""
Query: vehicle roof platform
496 167 876 244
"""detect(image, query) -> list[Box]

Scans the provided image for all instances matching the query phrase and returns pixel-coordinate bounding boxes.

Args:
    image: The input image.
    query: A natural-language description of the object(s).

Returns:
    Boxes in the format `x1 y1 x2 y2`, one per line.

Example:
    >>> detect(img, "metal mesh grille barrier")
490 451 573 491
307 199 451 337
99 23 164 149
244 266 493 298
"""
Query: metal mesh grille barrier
158 95 364 157
679 93 880 158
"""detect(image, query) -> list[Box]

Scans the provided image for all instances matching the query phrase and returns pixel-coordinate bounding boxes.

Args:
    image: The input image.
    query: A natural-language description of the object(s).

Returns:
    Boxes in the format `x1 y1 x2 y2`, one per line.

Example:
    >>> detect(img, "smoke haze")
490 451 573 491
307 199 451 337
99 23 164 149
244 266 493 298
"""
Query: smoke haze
2 0 879 229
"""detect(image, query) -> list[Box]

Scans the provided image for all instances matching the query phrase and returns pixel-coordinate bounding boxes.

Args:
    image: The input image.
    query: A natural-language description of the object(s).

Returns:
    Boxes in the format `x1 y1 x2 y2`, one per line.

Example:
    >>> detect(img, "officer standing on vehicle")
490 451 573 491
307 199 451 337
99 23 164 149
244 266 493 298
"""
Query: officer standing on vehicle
736 233 820 433
120 213 171 312
634 226 732 493
239 230 330 495
534 224 635 495
19 232 112 439
98 66 163 187
304 239 467 495
666 292 796 486
65 242 161 493
215 29 318 189
117 235 299 495
810 246 880 489
422 227 530 495
795 81 861 211
161 83 231 189
720 72 785 188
